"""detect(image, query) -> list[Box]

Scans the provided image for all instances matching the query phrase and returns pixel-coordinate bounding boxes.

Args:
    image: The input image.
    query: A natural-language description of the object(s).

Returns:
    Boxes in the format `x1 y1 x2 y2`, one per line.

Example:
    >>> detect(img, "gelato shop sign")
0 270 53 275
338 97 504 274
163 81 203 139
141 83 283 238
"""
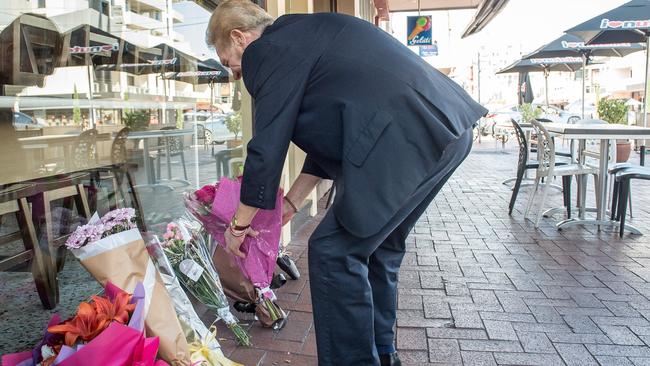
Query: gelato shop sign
407 16 432 46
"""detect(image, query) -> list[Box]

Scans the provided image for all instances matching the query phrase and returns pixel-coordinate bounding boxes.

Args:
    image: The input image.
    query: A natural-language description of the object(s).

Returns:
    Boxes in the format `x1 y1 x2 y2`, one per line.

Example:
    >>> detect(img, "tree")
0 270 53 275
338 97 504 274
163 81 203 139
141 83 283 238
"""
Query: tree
73 84 82 125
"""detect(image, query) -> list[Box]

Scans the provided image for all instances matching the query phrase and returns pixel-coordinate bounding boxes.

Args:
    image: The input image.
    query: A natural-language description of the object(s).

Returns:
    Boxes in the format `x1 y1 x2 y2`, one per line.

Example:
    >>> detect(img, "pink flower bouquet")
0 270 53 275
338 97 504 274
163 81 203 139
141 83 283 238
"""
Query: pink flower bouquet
185 178 286 328
1 282 170 366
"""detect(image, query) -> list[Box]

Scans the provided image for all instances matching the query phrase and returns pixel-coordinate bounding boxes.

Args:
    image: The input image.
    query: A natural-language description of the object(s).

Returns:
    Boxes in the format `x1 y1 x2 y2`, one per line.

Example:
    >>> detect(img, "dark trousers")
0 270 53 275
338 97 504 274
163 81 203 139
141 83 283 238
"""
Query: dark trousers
308 128 473 365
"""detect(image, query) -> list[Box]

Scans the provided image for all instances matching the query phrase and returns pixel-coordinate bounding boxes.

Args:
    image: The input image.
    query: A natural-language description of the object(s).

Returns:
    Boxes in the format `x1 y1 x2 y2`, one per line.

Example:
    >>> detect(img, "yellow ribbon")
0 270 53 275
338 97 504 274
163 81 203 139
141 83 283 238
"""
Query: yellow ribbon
189 326 244 366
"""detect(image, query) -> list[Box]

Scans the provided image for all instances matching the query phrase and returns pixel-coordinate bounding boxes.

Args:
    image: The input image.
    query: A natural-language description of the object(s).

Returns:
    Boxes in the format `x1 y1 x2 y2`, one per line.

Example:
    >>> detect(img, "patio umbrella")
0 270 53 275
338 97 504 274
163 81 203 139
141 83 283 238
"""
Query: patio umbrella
496 57 584 107
518 72 534 105
566 0 650 134
523 32 645 118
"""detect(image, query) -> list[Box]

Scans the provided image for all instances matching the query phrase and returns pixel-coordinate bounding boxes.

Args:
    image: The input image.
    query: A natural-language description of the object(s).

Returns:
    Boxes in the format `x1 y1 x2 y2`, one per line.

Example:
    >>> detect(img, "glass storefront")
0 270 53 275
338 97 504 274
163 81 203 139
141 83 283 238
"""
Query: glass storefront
0 4 243 353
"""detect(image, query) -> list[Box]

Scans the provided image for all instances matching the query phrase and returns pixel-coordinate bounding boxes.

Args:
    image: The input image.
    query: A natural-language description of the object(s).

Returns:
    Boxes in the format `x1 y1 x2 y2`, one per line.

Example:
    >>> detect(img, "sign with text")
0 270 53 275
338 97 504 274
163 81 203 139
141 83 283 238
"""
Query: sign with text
407 16 432 46
419 43 438 57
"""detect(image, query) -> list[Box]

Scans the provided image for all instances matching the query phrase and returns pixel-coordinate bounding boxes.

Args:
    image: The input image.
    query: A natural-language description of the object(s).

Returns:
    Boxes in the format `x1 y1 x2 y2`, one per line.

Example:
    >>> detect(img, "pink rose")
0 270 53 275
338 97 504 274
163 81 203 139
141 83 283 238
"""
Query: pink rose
195 185 216 205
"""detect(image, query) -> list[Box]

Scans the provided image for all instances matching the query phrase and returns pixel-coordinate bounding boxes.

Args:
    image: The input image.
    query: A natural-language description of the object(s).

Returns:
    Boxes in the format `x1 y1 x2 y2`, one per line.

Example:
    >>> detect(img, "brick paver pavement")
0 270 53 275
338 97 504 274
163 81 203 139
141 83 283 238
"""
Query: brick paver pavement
211 139 650 366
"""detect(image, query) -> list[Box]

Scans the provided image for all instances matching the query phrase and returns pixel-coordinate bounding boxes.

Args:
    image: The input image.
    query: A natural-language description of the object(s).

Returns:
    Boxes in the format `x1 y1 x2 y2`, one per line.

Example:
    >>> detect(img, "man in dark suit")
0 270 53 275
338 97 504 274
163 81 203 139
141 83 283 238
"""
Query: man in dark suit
207 1 487 365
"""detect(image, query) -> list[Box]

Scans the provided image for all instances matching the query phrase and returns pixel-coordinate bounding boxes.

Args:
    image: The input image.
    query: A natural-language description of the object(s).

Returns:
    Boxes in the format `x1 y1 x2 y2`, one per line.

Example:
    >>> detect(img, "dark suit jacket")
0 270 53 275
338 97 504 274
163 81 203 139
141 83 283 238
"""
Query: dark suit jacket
240 13 487 238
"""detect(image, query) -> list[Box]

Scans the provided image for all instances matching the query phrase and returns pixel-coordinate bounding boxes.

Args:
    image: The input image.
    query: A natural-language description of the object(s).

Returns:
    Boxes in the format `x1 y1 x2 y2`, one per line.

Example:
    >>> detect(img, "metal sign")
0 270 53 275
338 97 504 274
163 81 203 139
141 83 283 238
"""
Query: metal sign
407 15 432 46
70 43 118 54
419 43 438 57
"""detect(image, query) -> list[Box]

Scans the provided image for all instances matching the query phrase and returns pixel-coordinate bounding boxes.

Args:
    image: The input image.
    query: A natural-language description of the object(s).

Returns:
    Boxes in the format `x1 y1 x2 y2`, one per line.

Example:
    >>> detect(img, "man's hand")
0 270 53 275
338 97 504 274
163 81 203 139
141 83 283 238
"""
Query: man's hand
224 227 259 259
282 201 295 226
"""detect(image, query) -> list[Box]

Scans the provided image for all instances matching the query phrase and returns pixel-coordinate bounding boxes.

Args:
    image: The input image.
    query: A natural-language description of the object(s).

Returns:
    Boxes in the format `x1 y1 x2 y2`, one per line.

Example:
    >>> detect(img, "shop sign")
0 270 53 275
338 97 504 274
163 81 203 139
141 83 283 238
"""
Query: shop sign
407 16 432 46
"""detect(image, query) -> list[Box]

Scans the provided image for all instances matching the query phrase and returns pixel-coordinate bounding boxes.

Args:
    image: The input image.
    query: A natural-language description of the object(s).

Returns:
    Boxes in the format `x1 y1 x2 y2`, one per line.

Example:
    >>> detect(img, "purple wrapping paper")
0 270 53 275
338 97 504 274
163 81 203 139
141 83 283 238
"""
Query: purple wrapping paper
211 178 283 294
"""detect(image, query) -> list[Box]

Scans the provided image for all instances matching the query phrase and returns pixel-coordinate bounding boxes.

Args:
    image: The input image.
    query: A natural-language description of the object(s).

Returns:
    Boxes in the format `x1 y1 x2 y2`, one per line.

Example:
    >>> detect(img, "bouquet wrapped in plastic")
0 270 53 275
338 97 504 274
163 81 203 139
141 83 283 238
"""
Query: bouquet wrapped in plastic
151 219 250 347
64 208 190 365
185 179 286 328
1 282 169 366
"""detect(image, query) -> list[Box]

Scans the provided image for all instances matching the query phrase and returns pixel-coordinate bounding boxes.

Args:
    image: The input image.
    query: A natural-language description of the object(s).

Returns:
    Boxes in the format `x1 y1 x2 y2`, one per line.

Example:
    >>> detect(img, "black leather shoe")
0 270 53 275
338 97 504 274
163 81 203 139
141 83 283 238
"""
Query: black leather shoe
276 253 300 280
379 353 401 366
270 273 287 289
233 301 256 314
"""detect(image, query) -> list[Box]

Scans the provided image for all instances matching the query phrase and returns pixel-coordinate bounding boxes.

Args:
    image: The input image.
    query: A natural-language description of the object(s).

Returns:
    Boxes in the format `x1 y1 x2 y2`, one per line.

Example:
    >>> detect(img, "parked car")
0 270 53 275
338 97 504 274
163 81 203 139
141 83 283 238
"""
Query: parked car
13 111 45 130
186 113 235 144
566 100 597 119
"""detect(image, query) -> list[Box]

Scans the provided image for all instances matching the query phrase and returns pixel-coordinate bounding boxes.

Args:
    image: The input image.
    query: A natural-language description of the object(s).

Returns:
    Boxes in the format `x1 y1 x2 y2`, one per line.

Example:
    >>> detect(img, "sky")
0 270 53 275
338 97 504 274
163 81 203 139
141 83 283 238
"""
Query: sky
174 0 632 63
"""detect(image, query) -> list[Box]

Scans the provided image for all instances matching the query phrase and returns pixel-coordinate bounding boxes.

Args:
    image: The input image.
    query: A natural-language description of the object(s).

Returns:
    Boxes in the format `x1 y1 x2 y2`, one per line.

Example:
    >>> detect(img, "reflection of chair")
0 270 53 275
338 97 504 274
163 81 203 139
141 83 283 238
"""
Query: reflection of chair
94 127 147 231
525 120 599 228
0 183 57 309
29 171 91 297
215 146 243 178
196 124 210 150
509 120 570 216
153 127 188 181
72 129 98 170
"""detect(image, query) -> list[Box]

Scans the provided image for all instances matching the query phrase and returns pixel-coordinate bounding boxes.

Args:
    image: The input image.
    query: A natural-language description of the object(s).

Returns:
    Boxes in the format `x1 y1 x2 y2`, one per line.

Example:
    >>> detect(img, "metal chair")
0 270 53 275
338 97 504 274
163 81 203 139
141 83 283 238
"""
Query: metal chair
93 127 147 231
509 120 570 216
525 120 599 228
71 128 99 170
153 126 188 181
0 183 57 309
612 166 650 237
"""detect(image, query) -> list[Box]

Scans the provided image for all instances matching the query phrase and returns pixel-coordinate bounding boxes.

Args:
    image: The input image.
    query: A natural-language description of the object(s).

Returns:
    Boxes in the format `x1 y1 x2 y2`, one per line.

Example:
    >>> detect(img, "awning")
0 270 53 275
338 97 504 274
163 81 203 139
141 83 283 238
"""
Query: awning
387 0 509 38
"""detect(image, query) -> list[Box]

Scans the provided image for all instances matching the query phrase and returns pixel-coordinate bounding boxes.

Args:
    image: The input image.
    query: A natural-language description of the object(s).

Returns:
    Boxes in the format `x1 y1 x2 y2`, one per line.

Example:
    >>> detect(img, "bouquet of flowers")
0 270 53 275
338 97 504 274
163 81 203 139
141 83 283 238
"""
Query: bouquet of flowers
1 282 169 366
158 220 251 347
65 208 190 365
185 179 286 328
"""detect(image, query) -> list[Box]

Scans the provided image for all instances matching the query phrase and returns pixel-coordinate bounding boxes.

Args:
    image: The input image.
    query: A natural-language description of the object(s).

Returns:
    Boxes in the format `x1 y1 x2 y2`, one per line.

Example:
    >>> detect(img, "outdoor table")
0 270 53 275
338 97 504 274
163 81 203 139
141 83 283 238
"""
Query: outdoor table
126 128 194 188
544 123 650 233
18 133 111 174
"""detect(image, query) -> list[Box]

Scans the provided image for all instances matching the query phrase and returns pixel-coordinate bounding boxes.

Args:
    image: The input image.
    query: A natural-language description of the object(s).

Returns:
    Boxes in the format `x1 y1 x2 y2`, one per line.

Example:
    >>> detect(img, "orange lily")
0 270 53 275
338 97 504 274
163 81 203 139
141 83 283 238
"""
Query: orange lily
92 292 135 325
48 302 104 346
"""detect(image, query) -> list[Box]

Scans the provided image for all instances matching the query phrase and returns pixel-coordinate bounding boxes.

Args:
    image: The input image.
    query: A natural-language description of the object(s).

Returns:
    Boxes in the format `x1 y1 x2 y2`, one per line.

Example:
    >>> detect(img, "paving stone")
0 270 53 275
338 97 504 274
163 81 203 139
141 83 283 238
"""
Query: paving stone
529 305 565 324
547 333 613 344
461 351 498 366
426 327 488 340
451 308 484 329
595 356 636 366
428 339 462 364
630 357 650 366
554 343 599 366
398 294 424 310
479 311 537 323
458 340 523 353
513 331 554 354
586 344 650 358
423 299 452 319
483 320 518 341
563 314 602 334
512 322 573 334
492 352 564 365
397 328 428 350
600 325 645 346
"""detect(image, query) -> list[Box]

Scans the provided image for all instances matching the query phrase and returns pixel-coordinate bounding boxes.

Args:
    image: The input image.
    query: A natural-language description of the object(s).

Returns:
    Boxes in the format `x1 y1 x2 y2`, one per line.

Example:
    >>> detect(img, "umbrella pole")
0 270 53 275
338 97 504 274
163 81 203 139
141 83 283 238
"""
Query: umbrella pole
643 37 649 149
545 69 549 109
86 63 95 129
581 54 586 120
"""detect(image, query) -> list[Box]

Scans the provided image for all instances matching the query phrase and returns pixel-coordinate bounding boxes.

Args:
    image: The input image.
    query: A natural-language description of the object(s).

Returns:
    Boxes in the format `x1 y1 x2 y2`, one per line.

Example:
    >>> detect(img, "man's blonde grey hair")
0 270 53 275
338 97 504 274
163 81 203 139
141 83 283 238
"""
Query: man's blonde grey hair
206 0 274 48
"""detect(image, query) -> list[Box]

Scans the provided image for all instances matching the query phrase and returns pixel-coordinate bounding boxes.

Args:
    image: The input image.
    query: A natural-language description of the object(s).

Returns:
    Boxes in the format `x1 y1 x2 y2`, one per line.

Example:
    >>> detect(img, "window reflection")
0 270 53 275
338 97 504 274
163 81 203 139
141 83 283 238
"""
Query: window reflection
0 7 239 350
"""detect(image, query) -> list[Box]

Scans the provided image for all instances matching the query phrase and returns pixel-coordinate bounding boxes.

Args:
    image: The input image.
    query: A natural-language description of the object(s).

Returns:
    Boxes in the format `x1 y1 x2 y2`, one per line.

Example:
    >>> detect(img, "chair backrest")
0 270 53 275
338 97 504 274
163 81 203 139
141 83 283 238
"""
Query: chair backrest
510 119 529 169
72 128 98 169
158 126 184 155
531 119 556 178
195 123 206 139
111 127 130 165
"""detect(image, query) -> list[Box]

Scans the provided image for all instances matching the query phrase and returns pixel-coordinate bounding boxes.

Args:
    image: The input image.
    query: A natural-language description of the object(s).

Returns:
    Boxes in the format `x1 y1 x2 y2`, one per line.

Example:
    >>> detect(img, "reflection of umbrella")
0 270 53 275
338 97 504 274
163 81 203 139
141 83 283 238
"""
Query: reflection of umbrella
523 32 645 118
163 58 230 126
497 57 584 107
61 24 125 127
566 0 650 135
